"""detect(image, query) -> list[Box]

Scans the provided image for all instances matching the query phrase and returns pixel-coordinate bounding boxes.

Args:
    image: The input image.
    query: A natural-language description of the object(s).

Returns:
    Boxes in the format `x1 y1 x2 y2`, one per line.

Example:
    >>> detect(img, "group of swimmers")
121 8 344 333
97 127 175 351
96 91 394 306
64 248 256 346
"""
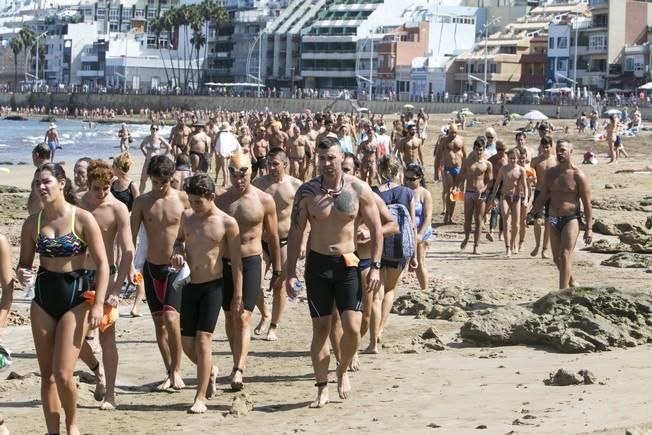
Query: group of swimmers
0 109 594 434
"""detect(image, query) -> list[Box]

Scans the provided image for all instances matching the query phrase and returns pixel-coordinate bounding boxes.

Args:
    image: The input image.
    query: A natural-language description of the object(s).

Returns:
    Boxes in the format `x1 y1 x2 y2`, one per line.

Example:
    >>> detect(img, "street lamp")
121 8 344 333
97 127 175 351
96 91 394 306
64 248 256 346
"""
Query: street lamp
481 16 501 102
25 31 48 85
245 28 266 97
355 31 374 100
570 16 580 98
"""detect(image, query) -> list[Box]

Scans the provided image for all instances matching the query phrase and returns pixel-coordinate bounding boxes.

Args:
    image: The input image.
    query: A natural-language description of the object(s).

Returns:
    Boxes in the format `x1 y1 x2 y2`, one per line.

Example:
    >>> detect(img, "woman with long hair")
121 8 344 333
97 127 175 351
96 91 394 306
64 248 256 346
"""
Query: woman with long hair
112 153 145 317
403 163 432 290
139 124 172 193
17 163 108 435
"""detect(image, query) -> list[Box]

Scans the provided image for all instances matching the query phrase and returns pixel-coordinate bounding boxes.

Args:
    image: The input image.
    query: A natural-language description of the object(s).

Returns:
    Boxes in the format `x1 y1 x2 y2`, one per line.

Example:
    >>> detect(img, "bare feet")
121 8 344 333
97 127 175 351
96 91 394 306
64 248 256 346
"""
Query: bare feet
530 246 540 257
129 310 143 317
206 365 218 400
486 233 494 242
472 244 480 255
254 316 269 335
230 368 244 391
93 364 106 402
155 376 172 391
170 371 186 390
460 239 468 250
541 249 550 259
188 399 207 414
349 353 360 372
309 383 329 408
68 424 81 435
505 246 511 258
569 278 579 287
362 344 379 355
336 368 352 400
100 399 117 411
265 325 279 341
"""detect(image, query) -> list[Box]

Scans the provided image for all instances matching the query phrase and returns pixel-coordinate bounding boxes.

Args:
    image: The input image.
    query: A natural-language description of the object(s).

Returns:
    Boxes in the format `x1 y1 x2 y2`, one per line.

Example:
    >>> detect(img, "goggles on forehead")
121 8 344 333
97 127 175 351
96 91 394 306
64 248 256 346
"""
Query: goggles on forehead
228 166 250 177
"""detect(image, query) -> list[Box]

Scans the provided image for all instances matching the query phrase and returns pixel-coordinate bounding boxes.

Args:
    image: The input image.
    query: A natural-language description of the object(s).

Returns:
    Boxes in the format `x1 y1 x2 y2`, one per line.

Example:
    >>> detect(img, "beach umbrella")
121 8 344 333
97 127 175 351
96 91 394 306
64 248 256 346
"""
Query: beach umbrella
524 88 542 93
638 82 652 90
603 109 621 116
303 108 311 113
605 88 623 93
358 107 369 113
509 113 522 120
461 110 474 117
403 104 415 111
519 110 548 121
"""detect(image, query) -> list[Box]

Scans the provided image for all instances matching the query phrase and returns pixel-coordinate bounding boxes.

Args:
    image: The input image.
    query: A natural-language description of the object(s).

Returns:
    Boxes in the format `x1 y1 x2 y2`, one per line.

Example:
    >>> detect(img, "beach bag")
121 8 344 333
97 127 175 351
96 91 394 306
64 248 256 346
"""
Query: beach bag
382 203 415 262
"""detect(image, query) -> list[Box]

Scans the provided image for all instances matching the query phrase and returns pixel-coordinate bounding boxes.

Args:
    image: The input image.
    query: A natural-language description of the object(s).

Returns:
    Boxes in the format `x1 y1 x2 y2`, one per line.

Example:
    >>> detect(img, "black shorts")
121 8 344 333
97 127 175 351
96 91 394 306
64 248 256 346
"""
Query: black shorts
304 251 362 318
143 261 182 315
252 156 267 172
532 190 550 219
222 255 262 312
180 279 223 337
34 268 90 320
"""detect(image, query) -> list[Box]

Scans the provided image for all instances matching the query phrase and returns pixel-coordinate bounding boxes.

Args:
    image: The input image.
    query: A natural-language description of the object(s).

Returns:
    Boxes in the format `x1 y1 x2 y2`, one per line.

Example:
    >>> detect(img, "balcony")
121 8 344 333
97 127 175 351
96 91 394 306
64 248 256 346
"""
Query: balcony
81 54 98 63
586 45 607 55
520 74 546 86
301 52 356 60
520 53 547 64
77 70 104 78
301 68 355 78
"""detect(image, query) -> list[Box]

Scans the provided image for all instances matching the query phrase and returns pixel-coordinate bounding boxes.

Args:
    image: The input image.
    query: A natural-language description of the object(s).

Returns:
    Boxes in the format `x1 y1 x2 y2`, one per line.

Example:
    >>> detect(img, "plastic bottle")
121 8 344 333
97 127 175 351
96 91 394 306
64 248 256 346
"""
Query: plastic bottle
289 279 303 302
23 273 35 300
0 345 12 372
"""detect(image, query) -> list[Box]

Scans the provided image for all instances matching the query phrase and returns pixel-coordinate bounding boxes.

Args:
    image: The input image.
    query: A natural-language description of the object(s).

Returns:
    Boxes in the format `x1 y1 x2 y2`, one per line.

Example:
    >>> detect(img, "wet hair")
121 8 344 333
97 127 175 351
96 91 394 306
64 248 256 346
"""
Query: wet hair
405 162 426 187
36 162 77 205
183 173 215 198
75 157 92 167
540 135 553 147
473 136 486 148
514 131 525 141
175 154 191 169
506 149 516 157
268 147 288 161
113 152 132 173
147 155 175 180
32 143 51 160
377 155 401 181
317 136 342 151
87 160 113 187
343 152 360 170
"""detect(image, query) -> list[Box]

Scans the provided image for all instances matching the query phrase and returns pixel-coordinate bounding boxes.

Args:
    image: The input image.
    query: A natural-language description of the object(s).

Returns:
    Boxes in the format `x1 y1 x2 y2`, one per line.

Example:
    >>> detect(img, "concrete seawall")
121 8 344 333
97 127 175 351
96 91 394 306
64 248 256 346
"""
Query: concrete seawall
0 92 638 119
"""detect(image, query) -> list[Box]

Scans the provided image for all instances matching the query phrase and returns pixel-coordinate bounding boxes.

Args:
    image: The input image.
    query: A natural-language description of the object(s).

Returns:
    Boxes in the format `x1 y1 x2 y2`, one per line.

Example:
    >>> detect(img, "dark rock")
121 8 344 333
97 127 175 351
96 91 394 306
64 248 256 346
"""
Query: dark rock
0 185 29 194
393 287 503 321
460 305 535 345
588 239 631 253
475 425 487 429
601 253 652 269
593 218 621 235
0 161 13 165
646 216 652 230
544 368 597 386
462 288 652 353
16 162 28 165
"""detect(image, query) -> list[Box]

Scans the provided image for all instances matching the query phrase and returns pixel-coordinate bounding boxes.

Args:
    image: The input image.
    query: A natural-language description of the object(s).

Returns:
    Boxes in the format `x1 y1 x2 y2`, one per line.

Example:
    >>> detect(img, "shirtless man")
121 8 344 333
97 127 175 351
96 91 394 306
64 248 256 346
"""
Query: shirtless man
434 123 465 224
78 160 134 410
131 155 189 390
28 144 53 214
485 141 508 242
169 117 192 156
188 123 211 173
73 157 92 200
286 136 383 408
239 126 252 154
287 125 308 180
44 123 60 160
302 118 319 179
491 150 528 257
398 122 424 168
268 121 288 150
460 137 492 254
251 127 269 178
171 174 242 414
529 139 592 289
215 151 282 390
530 135 556 258
252 148 302 341
514 132 534 163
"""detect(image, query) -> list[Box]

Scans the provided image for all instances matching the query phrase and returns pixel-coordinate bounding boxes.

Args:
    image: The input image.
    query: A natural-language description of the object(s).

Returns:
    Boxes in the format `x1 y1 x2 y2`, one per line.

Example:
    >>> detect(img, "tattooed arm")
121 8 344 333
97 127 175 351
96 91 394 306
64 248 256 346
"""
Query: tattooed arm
286 181 318 295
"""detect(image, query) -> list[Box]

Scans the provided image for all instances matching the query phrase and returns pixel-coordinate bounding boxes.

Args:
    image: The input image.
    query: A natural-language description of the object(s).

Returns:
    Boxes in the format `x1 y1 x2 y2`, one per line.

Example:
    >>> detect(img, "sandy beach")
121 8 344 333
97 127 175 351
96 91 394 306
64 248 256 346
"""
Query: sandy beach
1 114 652 434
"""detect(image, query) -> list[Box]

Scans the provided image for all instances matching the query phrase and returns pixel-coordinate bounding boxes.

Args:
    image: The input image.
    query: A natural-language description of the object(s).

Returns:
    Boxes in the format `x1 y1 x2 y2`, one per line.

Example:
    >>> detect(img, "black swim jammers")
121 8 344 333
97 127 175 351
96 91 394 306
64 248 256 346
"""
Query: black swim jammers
222 255 262 312
34 268 91 320
180 278 224 337
143 261 182 315
305 250 362 318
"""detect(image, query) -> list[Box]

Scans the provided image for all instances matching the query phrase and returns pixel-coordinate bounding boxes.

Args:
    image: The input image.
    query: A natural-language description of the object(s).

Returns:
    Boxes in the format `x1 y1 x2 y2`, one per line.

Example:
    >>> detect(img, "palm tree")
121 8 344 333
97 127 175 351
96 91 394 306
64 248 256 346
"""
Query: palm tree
18 27 35 78
200 0 228 88
9 37 23 90
173 5 190 88
160 8 178 88
190 29 206 88
149 16 171 86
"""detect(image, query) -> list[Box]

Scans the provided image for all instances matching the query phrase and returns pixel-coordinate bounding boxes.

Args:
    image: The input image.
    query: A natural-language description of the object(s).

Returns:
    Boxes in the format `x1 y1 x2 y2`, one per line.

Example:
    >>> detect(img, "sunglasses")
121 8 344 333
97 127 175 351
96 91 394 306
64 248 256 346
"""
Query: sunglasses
405 176 420 182
151 127 159 131
228 166 250 177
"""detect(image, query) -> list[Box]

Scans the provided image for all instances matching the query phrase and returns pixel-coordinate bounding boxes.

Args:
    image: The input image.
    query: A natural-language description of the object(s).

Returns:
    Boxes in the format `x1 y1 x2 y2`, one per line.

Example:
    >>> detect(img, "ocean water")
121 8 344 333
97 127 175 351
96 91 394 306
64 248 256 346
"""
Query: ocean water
0 118 172 164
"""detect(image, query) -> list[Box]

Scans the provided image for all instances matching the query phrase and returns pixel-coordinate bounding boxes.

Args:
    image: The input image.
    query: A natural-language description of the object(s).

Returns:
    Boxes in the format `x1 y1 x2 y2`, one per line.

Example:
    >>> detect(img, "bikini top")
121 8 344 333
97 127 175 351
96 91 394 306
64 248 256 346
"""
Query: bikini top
35 208 88 258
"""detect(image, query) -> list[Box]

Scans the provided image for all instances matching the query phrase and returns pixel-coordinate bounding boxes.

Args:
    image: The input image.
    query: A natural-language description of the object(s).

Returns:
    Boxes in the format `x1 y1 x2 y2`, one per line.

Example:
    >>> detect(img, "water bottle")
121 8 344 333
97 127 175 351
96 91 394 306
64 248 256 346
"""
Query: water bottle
0 345 12 372
289 279 303 303
23 271 35 300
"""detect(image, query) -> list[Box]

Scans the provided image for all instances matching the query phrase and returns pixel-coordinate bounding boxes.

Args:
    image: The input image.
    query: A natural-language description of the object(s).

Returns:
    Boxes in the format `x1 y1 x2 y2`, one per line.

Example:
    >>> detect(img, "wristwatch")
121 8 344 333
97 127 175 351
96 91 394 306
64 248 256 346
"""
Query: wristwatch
371 261 382 270
272 270 282 277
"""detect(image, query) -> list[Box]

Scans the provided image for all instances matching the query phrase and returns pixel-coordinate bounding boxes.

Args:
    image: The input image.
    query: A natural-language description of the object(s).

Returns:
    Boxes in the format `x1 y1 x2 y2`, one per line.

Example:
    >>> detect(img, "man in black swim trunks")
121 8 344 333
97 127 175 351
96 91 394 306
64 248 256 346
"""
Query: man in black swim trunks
172 174 243 414
188 122 211 173
529 139 593 289
78 160 135 410
216 151 282 390
252 148 302 341
131 155 190 391
169 117 192 156
286 136 383 408
530 135 556 258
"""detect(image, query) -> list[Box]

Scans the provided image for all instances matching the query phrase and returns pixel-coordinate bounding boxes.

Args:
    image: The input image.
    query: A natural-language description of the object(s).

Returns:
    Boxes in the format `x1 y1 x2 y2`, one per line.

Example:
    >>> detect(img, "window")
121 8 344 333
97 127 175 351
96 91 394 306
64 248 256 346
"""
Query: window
109 8 120 21
625 57 635 72
557 58 568 71
490 63 497 73
589 33 607 51
557 37 567 49
549 38 554 49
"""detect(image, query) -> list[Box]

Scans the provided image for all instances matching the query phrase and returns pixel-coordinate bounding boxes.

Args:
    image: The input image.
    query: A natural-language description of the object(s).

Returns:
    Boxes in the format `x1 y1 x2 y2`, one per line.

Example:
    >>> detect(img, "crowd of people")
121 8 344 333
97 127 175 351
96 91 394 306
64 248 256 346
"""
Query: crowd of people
0 106 594 434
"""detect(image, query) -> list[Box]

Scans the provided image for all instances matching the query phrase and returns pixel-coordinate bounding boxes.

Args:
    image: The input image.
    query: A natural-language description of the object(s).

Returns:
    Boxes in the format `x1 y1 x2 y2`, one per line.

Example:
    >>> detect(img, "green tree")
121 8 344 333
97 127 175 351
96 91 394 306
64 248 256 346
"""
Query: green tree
9 37 23 90
18 26 35 78
200 0 228 87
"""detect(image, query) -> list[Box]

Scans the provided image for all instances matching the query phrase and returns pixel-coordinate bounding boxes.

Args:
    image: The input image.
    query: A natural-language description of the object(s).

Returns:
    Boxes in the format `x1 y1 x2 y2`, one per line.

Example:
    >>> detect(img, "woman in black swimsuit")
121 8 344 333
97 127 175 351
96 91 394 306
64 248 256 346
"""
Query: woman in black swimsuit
17 163 109 435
